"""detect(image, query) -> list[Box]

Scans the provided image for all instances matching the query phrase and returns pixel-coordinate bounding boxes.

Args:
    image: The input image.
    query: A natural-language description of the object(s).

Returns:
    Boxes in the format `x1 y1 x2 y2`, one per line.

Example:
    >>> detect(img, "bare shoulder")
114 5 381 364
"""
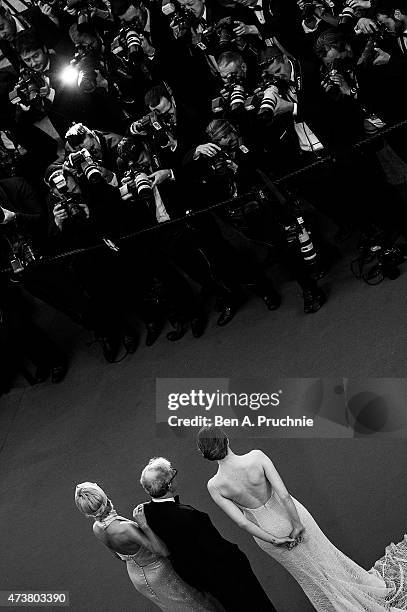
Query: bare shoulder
247 449 266 461
207 476 217 492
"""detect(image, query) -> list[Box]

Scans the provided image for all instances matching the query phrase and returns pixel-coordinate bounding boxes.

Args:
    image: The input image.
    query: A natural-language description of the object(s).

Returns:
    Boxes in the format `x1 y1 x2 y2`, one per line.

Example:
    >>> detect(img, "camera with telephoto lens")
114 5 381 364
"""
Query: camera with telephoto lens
111 25 143 66
244 75 280 118
9 69 48 108
161 1 195 35
67 148 102 184
119 164 153 202
212 73 246 114
70 48 98 93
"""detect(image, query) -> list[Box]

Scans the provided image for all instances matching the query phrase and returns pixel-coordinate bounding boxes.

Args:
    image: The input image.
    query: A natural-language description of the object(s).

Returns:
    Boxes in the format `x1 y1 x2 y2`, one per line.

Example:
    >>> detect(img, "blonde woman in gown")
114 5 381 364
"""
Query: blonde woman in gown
75 482 224 611
197 426 407 612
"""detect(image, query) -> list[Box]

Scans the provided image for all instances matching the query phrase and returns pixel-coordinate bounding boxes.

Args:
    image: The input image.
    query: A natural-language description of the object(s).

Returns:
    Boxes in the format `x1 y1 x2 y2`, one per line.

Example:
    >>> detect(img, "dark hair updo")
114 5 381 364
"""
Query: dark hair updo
197 425 229 461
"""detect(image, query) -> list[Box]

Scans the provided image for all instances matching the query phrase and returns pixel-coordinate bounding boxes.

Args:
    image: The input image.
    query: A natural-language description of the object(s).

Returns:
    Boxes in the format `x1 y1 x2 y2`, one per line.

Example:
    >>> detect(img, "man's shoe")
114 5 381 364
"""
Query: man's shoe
51 361 68 383
145 323 163 347
123 333 138 354
260 291 281 311
96 334 122 363
191 315 206 338
303 289 326 314
217 302 239 326
166 321 189 341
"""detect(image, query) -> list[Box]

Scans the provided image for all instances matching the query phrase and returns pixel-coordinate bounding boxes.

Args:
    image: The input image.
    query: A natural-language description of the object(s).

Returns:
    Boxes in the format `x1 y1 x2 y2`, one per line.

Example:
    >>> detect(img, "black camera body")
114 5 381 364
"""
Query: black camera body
162 1 195 35
67 148 103 184
9 69 48 108
111 26 144 68
130 114 172 149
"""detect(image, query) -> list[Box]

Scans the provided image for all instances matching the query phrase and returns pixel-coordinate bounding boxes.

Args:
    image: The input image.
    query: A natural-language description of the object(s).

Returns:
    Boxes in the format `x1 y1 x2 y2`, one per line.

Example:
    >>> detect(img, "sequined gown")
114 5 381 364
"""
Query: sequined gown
235 490 407 612
95 514 224 611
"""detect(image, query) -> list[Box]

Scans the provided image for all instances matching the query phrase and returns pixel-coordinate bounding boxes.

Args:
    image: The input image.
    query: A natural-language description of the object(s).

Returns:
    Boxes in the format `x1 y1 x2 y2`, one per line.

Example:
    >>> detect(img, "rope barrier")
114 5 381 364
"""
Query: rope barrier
2 117 407 275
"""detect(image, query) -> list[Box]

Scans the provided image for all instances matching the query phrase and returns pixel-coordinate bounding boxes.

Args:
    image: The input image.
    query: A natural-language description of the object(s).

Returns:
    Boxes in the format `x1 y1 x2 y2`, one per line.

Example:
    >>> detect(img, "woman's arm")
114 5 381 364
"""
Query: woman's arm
207 481 295 547
132 505 170 557
257 450 305 541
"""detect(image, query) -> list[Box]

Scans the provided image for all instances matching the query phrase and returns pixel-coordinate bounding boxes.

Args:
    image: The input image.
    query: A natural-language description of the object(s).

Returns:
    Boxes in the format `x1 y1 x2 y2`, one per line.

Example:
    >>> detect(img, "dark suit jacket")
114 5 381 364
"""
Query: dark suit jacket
0 177 46 246
143 496 276 612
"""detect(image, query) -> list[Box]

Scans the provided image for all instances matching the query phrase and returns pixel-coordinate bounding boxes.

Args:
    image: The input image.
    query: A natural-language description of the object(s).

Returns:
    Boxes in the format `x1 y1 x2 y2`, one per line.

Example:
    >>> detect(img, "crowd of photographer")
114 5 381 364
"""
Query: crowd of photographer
1 0 407 389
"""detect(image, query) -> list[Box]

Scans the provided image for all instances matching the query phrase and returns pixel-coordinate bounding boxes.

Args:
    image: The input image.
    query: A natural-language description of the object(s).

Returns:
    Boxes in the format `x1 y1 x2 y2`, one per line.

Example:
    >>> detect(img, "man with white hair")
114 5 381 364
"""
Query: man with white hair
138 456 276 612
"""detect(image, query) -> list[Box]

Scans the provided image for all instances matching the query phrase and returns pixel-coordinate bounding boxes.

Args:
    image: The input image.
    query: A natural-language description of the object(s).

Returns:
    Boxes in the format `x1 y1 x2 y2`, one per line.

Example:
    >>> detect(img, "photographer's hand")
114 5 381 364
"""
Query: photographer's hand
140 34 156 58
0 207 16 224
356 18 377 34
273 96 294 117
148 169 173 188
327 73 351 95
39 2 60 26
233 21 259 37
373 47 391 65
53 203 68 230
193 143 221 160
348 0 371 8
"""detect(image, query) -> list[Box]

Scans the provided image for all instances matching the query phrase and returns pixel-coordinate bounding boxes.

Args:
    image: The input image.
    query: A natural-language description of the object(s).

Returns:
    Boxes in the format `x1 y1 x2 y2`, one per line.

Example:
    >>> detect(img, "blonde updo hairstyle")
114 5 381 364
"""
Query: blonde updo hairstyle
75 482 112 519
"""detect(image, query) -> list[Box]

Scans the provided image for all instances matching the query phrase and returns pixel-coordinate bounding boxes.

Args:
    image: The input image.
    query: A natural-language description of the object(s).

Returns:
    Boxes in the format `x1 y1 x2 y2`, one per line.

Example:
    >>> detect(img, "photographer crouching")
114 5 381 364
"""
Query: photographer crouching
185 118 327 313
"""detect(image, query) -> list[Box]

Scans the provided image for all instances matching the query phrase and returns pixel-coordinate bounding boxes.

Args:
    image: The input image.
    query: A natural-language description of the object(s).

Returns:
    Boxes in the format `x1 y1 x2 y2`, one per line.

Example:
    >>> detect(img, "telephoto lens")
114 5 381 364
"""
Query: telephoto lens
229 84 246 111
125 28 143 61
135 172 153 199
258 85 279 117
81 158 102 184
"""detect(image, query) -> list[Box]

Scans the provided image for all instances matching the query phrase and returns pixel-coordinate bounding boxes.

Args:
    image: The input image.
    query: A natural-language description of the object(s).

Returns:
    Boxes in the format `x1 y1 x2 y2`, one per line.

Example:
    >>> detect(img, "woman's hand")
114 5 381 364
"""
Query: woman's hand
356 17 377 34
132 504 149 529
270 535 298 548
290 523 305 543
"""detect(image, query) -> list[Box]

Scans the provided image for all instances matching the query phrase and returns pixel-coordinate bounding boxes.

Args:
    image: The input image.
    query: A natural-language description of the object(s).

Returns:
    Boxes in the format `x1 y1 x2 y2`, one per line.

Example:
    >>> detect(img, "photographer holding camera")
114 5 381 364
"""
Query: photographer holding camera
185 118 327 313
116 132 250 329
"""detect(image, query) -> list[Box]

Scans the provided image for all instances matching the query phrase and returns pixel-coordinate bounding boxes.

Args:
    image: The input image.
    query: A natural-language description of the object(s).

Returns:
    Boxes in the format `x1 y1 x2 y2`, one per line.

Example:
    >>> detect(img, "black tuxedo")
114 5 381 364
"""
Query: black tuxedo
143 496 276 612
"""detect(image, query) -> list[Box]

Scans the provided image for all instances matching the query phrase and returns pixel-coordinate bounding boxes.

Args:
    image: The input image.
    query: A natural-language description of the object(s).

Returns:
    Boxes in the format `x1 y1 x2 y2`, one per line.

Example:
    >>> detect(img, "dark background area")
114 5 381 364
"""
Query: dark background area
1 377 406 611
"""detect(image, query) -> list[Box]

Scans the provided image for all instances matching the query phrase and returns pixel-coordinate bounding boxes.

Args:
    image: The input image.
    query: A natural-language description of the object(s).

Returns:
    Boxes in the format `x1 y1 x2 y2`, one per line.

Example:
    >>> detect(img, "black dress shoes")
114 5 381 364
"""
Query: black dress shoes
303 289 326 314
260 291 281 311
123 333 138 354
145 322 164 347
191 315 206 338
50 361 68 383
217 302 239 326
166 321 189 341
96 334 123 363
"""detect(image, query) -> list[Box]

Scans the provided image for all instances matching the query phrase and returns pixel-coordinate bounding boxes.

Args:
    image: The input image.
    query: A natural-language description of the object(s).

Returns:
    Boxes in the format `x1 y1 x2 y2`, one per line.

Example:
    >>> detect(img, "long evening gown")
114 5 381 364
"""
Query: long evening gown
95 512 224 611
234 490 407 611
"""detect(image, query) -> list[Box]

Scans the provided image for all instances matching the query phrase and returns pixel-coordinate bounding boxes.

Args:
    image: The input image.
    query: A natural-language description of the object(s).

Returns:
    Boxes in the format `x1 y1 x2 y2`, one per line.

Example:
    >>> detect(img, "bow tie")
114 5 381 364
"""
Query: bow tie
174 495 180 503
